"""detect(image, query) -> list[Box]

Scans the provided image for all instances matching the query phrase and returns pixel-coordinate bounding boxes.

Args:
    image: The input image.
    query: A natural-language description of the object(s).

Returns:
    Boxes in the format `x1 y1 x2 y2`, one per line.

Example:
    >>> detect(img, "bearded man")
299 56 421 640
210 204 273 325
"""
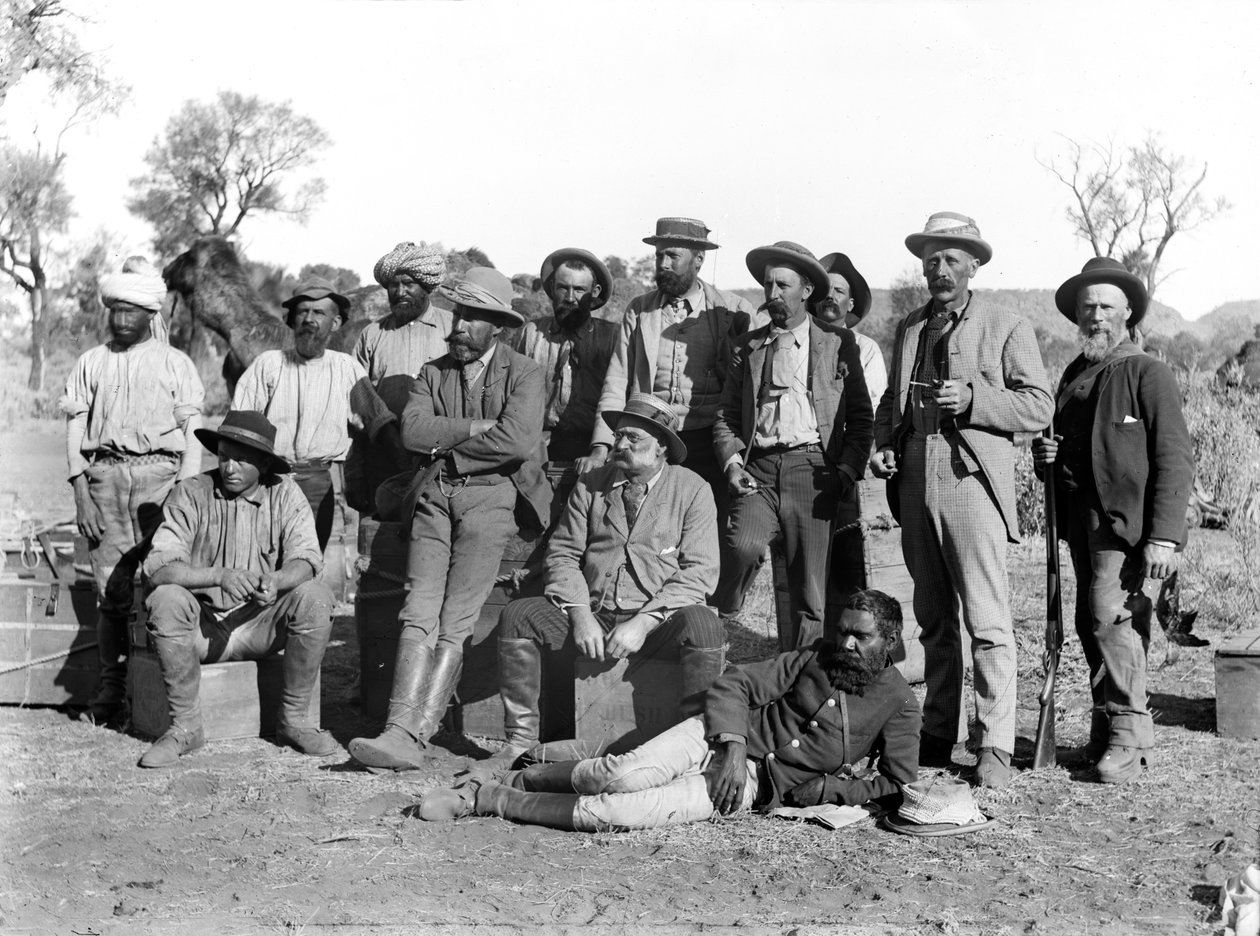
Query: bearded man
349 242 453 511
414 589 919 831
513 249 619 462
233 277 393 549
581 217 757 511
811 251 887 410
1032 258 1193 784
870 212 1052 788
348 267 551 772
61 259 205 724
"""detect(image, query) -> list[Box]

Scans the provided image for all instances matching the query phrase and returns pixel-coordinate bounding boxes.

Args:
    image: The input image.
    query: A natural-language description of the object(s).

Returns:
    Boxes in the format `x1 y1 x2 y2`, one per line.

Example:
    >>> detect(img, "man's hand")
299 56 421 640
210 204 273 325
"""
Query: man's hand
932 379 972 416
604 614 653 659
469 419 496 437
869 447 897 479
574 445 609 475
704 739 748 815
72 475 106 542
1142 542 1179 580
1031 433 1060 468
252 571 282 607
726 464 758 498
569 606 605 661
219 568 262 605
783 776 827 807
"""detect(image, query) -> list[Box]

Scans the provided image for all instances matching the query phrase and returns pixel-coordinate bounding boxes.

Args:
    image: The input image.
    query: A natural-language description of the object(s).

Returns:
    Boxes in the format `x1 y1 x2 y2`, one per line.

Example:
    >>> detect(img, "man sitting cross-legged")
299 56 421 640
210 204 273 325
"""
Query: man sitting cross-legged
417 589 920 831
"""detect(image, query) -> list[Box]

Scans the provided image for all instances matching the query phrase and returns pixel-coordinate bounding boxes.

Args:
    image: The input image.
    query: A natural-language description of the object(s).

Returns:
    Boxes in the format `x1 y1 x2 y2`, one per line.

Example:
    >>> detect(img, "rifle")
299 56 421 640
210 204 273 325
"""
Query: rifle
1033 427 1065 769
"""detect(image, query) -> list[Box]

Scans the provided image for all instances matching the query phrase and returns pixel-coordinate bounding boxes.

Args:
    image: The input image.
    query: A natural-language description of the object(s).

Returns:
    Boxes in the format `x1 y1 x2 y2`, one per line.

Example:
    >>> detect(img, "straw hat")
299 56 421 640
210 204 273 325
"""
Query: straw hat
601 393 687 464
904 211 993 265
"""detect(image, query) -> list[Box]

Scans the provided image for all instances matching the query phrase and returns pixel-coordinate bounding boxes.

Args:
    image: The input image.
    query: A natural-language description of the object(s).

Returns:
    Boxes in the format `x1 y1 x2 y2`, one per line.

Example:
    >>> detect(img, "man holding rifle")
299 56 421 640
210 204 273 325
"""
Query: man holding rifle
1033 258 1193 784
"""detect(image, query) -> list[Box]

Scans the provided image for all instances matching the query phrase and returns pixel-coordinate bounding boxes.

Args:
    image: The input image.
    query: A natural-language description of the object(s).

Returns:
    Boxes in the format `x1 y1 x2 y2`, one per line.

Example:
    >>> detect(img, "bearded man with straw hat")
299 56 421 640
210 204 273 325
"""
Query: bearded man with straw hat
870 212 1052 789
60 258 205 725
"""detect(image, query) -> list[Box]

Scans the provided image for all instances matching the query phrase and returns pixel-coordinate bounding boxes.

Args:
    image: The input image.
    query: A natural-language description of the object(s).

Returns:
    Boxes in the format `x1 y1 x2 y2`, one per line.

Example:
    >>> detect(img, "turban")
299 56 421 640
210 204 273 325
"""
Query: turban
100 257 170 343
373 241 446 290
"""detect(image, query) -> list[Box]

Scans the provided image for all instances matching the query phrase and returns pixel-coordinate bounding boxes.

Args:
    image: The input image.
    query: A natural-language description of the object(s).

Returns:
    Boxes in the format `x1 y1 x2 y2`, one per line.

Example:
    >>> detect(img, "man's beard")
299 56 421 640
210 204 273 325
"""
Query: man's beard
1078 326 1123 363
762 297 792 328
655 267 696 298
448 334 490 363
554 296 592 330
294 328 329 359
817 641 884 695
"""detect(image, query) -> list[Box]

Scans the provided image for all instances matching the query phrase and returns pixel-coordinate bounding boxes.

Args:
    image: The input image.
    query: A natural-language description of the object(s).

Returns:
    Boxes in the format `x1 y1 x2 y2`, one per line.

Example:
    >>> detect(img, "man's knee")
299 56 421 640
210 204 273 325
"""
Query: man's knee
285 580 335 635
722 523 769 569
146 584 200 635
671 605 724 649
498 597 557 644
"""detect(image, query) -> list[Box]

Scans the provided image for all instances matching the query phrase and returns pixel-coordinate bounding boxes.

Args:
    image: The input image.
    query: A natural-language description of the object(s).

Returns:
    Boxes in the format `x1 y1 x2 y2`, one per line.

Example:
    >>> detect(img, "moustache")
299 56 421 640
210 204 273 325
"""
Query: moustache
761 298 790 317
930 278 954 290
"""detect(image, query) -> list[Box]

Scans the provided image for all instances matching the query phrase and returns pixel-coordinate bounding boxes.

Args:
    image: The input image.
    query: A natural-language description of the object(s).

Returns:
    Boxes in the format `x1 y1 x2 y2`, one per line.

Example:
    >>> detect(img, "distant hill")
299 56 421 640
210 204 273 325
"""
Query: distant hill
1195 300 1260 348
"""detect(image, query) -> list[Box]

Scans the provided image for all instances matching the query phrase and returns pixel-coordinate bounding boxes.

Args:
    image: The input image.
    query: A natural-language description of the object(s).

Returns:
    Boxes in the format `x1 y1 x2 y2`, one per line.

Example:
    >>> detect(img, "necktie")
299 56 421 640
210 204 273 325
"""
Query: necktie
622 480 648 528
919 310 951 385
546 339 572 426
668 297 687 325
757 330 789 408
461 359 485 417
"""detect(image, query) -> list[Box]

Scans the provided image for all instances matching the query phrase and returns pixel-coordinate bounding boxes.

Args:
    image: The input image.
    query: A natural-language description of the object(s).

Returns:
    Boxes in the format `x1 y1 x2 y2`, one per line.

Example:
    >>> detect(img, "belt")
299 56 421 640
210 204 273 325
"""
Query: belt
89 451 178 467
750 442 822 458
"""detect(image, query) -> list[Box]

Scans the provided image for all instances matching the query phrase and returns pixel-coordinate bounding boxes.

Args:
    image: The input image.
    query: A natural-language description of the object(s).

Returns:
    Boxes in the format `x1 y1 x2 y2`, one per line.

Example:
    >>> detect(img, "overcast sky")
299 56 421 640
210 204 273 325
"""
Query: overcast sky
5 0 1258 320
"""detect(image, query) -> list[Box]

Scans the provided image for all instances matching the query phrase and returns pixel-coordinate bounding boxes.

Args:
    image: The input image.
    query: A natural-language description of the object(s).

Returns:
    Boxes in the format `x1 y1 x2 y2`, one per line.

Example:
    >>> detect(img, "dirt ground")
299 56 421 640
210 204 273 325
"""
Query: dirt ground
1 427 1256 935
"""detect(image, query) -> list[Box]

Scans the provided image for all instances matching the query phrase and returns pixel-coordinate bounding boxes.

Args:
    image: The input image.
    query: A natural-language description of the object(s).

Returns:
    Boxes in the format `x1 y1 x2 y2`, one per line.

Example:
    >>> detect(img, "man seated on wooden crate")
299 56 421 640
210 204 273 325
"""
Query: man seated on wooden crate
417 589 920 831
137 410 337 768
484 393 727 770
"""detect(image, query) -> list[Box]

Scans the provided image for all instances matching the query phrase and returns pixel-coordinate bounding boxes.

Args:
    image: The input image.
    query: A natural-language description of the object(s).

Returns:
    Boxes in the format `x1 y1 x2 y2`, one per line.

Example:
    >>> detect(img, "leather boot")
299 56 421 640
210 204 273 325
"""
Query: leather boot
511 760 579 793
348 638 436 771
498 638 543 757
475 780 581 830
140 628 204 768
976 747 1013 789
679 644 725 711
1085 708 1109 763
276 625 338 757
87 611 130 725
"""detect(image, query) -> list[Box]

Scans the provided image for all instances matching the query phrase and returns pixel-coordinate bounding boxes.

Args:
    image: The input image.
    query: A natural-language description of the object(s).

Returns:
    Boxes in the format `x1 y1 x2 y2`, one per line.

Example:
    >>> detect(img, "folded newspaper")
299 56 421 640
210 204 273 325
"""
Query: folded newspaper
768 804 870 830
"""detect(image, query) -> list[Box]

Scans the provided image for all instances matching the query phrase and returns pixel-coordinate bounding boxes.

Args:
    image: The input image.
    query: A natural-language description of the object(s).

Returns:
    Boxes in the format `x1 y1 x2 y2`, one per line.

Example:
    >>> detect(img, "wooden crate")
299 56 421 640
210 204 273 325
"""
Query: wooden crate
1215 631 1260 739
574 656 683 755
0 577 99 706
128 651 320 741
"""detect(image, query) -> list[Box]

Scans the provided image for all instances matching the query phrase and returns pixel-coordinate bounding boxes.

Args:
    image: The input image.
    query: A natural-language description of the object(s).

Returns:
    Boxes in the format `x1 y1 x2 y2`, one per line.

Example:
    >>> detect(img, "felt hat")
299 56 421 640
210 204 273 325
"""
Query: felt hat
438 266 525 326
539 248 612 312
904 211 993 266
281 276 351 325
745 241 831 301
879 777 995 837
1054 256 1149 327
194 410 291 473
817 251 872 322
642 217 719 251
601 393 687 464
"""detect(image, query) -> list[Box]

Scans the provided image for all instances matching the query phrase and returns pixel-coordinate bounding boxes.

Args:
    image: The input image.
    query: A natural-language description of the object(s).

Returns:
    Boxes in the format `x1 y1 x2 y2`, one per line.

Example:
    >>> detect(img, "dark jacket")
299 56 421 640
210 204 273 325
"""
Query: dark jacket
399 342 552 529
704 645 920 808
713 319 873 479
1052 344 1195 548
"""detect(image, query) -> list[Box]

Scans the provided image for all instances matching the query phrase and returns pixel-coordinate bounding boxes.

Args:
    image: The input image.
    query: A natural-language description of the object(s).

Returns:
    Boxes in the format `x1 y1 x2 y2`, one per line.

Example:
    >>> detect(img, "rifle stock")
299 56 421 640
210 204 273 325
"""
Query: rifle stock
1033 428 1065 769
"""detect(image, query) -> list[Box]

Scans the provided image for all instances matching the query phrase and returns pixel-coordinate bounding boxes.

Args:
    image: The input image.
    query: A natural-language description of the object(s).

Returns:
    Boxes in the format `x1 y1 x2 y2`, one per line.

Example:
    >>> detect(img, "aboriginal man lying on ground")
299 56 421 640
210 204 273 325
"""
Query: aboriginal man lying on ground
415 588 920 831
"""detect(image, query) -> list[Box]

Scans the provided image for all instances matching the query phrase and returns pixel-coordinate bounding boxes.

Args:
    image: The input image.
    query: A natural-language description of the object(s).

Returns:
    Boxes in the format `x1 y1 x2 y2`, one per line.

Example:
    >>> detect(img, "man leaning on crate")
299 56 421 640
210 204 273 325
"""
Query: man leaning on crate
137 411 337 768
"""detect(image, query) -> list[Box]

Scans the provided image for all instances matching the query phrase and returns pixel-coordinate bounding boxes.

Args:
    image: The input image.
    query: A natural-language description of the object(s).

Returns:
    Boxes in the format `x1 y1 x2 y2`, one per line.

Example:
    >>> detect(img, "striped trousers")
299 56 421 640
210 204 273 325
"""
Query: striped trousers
899 433 1016 753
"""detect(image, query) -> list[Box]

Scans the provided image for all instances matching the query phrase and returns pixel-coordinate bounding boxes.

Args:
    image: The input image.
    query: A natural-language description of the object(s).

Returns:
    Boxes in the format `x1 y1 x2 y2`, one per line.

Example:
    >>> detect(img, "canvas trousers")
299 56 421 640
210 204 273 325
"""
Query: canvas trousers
899 432 1016 753
1065 501 1156 749
566 715 760 830
84 458 178 700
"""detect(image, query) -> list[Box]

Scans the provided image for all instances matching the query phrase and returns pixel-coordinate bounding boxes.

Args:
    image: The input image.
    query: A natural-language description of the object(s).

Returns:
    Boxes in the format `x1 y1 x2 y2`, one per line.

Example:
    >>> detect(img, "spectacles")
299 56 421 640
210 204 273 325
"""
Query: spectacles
612 429 651 445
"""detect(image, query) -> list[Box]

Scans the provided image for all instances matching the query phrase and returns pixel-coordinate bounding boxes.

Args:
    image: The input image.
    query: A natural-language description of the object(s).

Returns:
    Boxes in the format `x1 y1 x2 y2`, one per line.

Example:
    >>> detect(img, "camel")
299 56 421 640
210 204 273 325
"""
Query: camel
161 236 377 395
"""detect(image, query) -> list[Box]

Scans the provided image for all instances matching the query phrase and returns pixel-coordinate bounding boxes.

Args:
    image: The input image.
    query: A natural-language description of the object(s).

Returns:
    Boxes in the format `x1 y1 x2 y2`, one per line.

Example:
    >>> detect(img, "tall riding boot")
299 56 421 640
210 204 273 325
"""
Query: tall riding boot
475 780 582 830
88 611 130 724
411 645 463 742
348 637 436 771
139 631 205 769
499 638 543 756
510 760 579 793
679 644 726 713
276 626 338 757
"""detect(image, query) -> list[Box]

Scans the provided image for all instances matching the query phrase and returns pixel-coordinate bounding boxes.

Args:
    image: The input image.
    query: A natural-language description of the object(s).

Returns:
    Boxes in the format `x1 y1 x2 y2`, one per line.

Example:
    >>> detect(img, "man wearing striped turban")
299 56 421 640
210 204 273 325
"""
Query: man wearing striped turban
61 258 206 724
348 242 453 513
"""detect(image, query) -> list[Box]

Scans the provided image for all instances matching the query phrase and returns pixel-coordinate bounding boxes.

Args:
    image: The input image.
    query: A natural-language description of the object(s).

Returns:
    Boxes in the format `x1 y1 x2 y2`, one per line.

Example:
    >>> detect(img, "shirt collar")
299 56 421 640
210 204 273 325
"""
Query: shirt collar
612 464 665 492
211 471 269 506
660 281 705 313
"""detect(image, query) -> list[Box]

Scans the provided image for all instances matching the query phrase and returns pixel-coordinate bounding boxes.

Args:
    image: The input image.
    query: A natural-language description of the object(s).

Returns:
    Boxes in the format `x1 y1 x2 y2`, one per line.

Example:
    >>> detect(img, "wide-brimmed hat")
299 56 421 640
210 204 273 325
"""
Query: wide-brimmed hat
642 217 719 251
438 267 525 326
746 241 831 301
281 276 351 325
879 777 996 837
817 252 872 322
194 410 291 473
539 248 612 312
1054 256 1149 327
601 393 687 464
904 211 993 266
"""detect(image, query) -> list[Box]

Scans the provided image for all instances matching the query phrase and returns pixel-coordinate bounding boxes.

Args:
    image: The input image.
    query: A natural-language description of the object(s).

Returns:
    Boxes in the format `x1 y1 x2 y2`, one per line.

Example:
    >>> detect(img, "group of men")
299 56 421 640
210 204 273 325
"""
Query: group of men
62 210 1193 826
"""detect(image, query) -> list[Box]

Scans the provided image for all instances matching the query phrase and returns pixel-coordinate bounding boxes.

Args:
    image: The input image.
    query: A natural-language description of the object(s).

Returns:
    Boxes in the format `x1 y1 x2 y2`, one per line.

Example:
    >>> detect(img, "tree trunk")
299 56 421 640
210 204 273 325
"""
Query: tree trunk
26 285 47 392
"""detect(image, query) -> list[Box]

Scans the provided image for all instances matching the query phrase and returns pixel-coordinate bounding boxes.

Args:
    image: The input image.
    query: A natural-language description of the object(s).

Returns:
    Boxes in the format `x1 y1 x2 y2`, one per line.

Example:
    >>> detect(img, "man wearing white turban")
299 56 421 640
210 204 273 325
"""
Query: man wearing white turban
348 242 453 513
61 258 206 724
